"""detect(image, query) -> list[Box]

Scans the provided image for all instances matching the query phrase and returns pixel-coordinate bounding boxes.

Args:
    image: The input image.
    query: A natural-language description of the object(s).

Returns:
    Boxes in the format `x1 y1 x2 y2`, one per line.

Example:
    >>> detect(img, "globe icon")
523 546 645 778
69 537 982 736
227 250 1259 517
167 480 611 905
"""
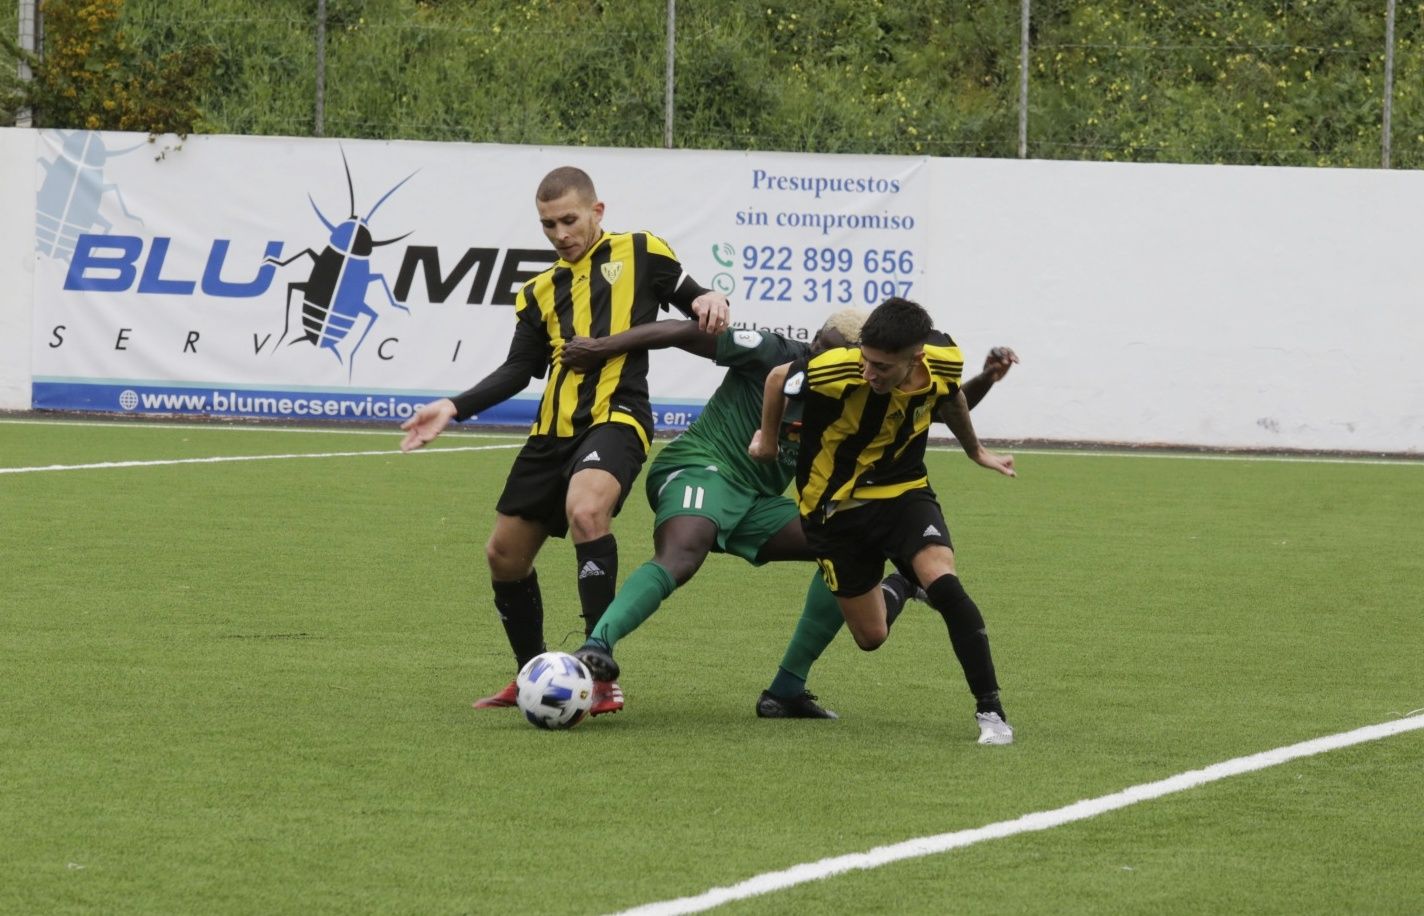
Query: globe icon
118 389 139 411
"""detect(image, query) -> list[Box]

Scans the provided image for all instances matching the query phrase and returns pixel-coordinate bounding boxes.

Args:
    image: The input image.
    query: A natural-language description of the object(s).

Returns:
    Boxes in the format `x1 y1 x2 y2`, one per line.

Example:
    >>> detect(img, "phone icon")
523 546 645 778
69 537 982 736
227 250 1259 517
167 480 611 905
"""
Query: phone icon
712 242 735 267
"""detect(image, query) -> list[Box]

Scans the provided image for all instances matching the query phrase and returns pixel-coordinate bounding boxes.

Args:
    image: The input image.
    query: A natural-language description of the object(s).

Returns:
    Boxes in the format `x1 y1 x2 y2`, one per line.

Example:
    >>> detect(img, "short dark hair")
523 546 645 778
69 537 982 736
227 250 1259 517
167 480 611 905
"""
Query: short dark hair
859 297 932 353
536 166 597 203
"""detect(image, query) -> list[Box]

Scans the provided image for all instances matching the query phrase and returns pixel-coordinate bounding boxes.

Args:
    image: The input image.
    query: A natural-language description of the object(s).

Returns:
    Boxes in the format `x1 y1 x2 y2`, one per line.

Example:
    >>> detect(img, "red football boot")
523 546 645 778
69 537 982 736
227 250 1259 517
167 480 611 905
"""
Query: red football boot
589 680 624 716
471 680 518 709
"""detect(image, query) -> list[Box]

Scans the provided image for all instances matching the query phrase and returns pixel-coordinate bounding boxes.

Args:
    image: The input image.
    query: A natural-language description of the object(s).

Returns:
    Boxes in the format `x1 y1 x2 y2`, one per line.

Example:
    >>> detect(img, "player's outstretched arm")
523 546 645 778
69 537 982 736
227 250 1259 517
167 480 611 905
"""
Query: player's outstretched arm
690 291 731 334
400 398 458 452
960 346 1019 410
749 363 791 462
561 320 716 371
938 389 1015 478
456 322 548 409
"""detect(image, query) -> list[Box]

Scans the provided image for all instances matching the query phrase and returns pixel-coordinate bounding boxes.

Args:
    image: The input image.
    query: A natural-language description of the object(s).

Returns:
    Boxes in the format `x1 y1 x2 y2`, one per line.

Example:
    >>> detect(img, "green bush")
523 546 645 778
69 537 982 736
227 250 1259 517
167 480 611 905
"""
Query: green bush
5 0 1421 168
2 0 215 135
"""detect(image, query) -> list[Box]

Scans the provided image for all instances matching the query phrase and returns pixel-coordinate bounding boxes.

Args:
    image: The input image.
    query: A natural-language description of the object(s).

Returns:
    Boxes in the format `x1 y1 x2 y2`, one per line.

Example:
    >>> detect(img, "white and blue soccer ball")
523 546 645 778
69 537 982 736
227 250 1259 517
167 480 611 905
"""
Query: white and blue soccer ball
515 651 594 730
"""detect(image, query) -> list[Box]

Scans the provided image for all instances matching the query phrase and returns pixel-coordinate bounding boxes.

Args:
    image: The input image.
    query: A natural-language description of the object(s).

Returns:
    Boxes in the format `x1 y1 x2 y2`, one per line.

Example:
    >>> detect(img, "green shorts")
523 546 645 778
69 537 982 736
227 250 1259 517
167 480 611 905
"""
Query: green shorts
644 462 799 564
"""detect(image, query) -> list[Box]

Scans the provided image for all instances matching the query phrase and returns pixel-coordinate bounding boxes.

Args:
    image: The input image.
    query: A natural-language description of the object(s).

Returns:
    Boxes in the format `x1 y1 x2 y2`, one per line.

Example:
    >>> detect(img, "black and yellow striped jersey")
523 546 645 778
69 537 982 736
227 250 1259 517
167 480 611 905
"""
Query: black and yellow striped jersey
784 331 964 518
450 229 704 446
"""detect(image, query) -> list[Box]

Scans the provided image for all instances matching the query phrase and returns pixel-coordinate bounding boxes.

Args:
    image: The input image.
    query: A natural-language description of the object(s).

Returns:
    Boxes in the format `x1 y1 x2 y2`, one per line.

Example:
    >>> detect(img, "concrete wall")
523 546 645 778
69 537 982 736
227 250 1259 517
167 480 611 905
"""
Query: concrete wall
926 157 1424 453
0 129 36 409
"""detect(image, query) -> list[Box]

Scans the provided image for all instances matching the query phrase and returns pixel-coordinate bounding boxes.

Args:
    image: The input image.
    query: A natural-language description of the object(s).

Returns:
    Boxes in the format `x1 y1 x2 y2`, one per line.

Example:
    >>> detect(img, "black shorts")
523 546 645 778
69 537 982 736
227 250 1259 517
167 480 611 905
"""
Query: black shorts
803 488 954 597
495 422 648 537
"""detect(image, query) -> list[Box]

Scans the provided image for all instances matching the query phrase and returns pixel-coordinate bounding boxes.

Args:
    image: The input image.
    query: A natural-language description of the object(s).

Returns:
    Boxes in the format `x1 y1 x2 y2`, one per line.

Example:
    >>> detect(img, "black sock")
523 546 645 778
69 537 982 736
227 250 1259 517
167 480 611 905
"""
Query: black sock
924 574 1004 717
575 534 618 636
880 574 911 630
492 570 545 672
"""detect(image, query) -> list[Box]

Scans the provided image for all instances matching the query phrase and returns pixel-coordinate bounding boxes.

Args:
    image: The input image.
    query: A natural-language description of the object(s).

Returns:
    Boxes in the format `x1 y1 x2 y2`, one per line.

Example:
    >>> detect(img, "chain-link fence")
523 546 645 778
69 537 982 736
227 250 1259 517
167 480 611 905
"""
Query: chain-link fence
14 0 1423 168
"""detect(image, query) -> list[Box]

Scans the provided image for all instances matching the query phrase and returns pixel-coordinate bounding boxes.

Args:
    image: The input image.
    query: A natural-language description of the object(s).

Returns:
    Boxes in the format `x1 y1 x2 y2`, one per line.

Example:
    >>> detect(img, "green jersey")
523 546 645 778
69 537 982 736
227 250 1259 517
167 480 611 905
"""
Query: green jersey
652 329 810 497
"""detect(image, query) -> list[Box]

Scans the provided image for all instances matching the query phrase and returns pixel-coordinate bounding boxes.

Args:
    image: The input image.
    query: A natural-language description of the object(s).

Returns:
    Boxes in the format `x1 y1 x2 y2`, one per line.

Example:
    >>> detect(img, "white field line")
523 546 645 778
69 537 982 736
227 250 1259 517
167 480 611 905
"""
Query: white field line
610 712 1424 916
0 416 524 440
3 417 1418 466
923 444 1423 467
0 444 518 475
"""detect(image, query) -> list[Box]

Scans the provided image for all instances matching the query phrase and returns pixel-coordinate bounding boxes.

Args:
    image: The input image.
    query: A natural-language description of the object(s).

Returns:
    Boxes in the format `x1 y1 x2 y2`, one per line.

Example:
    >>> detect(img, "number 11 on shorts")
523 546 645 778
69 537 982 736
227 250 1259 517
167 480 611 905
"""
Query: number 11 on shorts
681 485 705 509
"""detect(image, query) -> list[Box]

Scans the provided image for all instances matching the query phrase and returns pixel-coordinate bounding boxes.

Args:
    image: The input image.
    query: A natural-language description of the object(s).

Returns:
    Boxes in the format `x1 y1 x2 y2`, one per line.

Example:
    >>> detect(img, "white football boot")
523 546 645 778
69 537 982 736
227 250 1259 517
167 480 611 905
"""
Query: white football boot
975 711 1015 745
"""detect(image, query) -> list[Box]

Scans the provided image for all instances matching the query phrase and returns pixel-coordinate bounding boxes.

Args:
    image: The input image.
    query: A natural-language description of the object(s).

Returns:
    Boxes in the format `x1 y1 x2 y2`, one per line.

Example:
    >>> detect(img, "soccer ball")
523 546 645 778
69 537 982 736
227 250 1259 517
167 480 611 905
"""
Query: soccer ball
515 651 594 730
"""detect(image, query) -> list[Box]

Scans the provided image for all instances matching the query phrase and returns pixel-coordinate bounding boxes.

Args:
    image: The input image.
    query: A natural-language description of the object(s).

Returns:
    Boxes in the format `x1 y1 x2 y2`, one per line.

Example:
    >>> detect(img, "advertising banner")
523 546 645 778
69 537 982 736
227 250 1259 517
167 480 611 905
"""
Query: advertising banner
30 131 928 428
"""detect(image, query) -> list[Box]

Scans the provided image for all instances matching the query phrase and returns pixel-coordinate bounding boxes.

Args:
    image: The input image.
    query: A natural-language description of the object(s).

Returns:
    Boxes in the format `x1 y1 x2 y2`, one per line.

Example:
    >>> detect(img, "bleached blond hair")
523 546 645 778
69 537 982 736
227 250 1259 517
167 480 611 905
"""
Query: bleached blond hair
819 307 872 345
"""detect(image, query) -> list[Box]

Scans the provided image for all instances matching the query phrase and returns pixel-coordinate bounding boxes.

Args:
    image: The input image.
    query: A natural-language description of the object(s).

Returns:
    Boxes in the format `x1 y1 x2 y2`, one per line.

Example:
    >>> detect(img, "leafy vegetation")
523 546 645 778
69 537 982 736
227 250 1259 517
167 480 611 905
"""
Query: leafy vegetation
5 0 1424 167
1 0 216 134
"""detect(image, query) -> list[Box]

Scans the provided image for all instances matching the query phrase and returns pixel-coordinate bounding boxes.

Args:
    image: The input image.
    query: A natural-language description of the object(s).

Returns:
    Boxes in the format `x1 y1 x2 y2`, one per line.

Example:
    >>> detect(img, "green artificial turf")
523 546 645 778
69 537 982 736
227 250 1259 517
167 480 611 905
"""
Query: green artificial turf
2 419 1420 914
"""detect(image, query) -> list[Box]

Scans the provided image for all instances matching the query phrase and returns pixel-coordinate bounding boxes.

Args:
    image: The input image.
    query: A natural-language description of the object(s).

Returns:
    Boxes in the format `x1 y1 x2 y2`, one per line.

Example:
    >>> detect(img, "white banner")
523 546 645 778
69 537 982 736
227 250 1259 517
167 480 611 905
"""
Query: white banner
30 131 928 427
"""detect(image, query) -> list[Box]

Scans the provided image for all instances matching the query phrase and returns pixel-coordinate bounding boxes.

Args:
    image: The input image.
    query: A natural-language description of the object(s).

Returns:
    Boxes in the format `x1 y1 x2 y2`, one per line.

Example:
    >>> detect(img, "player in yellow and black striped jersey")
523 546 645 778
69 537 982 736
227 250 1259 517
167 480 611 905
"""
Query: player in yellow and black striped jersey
503 228 702 446
399 166 730 715
790 331 966 518
750 297 1020 744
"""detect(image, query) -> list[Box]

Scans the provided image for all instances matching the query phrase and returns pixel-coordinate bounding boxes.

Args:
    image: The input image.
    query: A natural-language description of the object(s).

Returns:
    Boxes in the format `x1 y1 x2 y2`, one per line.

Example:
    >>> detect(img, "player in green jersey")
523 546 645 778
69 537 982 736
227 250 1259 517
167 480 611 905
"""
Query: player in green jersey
561 311 864 716
561 314 1018 718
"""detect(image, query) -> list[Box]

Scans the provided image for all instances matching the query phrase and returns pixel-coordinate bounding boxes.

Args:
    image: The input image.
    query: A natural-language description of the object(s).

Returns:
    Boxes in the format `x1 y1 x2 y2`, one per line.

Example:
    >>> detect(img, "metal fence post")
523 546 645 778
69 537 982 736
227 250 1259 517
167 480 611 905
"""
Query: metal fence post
1019 0 1030 158
664 0 676 149
315 0 327 137
16 0 38 127
1382 0 1396 168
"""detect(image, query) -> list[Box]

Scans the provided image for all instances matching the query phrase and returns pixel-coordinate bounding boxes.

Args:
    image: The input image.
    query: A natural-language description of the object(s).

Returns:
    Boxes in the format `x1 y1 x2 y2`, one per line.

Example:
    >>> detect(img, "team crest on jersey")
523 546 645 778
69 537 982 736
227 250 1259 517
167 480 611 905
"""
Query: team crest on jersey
600 262 624 285
914 404 932 425
733 330 764 348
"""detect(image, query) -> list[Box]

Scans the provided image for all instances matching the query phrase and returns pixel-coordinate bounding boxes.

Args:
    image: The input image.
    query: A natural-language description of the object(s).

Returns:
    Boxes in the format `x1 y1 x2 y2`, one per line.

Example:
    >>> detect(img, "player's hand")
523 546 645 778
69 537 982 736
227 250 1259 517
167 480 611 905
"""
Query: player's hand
747 429 778 463
983 346 1019 382
561 336 607 372
400 398 457 452
691 293 730 334
972 446 1016 478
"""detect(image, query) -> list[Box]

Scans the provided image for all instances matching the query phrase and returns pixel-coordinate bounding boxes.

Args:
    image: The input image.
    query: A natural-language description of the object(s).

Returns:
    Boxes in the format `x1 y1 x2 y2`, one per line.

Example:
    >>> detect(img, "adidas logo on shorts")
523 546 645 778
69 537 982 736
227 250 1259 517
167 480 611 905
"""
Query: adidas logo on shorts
582 451 601 463
923 524 942 538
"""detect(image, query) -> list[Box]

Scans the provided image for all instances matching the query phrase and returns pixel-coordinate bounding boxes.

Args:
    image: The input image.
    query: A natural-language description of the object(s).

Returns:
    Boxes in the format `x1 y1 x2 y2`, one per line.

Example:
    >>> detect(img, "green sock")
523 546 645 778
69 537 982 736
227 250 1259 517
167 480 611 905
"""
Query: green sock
769 573 843 698
587 561 677 650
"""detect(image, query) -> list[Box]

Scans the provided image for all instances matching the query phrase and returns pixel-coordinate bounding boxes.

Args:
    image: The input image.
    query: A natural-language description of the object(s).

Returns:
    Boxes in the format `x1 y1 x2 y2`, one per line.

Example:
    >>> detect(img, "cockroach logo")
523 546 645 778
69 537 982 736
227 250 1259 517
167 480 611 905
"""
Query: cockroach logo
264 150 418 375
35 131 146 263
